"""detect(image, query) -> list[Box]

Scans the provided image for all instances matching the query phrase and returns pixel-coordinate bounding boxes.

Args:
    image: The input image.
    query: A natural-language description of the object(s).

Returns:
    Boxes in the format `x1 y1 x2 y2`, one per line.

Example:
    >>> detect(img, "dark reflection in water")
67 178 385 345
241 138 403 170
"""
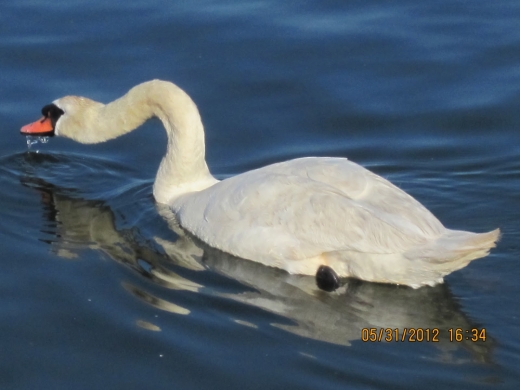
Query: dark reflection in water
18 151 495 365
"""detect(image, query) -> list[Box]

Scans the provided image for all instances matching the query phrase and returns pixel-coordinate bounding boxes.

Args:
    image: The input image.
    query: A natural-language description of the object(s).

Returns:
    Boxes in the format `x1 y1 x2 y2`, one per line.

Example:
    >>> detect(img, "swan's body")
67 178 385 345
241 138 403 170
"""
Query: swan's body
21 80 500 288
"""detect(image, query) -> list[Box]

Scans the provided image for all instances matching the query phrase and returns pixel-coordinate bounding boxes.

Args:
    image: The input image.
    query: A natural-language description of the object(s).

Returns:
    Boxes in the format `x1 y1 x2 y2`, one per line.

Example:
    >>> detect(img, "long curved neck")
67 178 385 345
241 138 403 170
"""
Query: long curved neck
66 80 218 203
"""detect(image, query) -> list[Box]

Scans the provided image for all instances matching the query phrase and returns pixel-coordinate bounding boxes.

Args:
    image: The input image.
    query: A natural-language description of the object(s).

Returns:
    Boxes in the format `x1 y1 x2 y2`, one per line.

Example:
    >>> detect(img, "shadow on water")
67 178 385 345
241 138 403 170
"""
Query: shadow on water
8 151 495 364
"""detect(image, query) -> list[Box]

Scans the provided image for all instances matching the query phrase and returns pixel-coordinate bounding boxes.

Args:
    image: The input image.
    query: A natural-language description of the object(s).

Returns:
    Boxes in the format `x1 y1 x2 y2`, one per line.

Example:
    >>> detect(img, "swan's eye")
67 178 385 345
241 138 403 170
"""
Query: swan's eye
41 104 65 128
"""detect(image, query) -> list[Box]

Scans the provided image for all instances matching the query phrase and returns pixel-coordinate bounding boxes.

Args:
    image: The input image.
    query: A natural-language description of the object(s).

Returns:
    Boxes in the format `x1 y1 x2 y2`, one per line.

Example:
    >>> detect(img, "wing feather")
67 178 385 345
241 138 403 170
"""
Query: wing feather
172 157 445 264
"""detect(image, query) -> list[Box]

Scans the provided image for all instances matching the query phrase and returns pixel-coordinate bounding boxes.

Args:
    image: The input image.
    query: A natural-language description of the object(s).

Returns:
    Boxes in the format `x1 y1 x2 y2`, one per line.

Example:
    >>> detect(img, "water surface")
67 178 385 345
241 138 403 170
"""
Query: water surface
1 1 520 389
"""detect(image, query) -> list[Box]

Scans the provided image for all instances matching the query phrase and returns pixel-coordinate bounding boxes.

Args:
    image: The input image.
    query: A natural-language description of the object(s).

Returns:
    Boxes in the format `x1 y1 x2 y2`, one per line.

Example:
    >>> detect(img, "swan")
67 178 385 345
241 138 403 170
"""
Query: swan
20 80 500 289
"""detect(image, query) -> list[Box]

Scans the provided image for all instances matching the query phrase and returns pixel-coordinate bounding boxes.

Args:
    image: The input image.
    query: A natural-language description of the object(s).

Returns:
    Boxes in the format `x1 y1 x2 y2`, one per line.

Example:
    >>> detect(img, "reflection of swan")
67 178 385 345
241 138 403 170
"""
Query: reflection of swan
20 80 499 287
21 170 494 363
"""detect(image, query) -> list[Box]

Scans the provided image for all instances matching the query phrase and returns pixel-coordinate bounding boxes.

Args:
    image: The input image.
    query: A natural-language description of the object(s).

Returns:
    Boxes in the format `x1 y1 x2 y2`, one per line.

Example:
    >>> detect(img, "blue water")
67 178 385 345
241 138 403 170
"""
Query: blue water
1 1 520 389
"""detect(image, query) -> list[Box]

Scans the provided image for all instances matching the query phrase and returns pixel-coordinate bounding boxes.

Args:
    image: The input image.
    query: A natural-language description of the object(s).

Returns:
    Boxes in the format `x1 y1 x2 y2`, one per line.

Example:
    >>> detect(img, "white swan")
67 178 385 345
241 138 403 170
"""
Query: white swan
20 80 499 288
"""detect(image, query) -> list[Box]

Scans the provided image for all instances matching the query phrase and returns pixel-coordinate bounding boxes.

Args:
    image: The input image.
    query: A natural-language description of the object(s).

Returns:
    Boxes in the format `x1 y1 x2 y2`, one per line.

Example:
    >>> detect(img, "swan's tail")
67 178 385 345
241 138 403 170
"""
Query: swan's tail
405 228 500 282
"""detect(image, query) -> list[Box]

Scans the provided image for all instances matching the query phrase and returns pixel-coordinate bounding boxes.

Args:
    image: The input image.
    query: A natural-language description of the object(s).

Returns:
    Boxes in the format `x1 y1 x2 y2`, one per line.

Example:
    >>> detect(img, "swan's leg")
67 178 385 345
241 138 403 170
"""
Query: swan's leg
315 265 340 292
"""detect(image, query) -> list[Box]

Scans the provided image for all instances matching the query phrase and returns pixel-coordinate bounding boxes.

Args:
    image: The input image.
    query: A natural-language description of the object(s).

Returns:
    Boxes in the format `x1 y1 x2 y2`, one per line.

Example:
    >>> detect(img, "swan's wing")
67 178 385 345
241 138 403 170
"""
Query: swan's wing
172 158 445 263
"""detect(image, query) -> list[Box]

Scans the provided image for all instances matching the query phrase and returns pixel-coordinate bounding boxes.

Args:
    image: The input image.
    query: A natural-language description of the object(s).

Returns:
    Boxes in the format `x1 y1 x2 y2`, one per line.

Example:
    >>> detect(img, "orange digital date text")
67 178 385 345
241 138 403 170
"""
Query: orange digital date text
361 327 440 342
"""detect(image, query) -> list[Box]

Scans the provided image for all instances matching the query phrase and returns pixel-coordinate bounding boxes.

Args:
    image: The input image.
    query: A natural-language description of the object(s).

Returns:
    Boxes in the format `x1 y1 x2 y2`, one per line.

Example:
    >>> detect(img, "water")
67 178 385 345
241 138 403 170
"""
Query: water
25 136 50 151
1 0 520 389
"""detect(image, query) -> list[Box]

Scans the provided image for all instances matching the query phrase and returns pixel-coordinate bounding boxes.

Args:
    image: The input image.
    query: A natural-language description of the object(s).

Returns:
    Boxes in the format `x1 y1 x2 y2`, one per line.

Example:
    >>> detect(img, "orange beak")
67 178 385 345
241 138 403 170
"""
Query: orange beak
20 116 54 135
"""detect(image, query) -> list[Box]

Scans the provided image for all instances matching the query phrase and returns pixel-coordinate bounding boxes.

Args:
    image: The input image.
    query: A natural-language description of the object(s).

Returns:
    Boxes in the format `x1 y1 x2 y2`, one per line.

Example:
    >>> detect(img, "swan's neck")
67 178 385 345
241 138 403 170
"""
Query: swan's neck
58 80 218 204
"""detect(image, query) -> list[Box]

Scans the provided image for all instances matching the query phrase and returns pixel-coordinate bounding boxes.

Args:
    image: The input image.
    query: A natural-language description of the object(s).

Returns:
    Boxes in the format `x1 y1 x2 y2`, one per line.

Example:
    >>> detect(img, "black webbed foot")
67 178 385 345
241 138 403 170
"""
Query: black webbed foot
315 265 340 292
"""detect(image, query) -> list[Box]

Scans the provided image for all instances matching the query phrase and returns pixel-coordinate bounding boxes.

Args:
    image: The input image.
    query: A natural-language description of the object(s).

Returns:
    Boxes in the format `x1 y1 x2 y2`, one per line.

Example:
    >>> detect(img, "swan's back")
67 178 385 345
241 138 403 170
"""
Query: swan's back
173 157 442 251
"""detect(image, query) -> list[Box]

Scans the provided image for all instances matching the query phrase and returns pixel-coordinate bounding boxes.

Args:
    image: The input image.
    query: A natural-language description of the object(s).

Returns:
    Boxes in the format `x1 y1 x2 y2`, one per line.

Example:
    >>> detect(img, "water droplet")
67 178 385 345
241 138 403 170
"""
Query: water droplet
26 135 50 151
26 136 38 149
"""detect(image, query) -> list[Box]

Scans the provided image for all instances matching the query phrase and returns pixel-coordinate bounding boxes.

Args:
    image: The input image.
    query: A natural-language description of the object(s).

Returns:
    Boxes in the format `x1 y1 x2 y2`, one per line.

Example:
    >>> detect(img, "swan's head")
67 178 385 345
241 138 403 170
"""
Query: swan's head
21 96 105 144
